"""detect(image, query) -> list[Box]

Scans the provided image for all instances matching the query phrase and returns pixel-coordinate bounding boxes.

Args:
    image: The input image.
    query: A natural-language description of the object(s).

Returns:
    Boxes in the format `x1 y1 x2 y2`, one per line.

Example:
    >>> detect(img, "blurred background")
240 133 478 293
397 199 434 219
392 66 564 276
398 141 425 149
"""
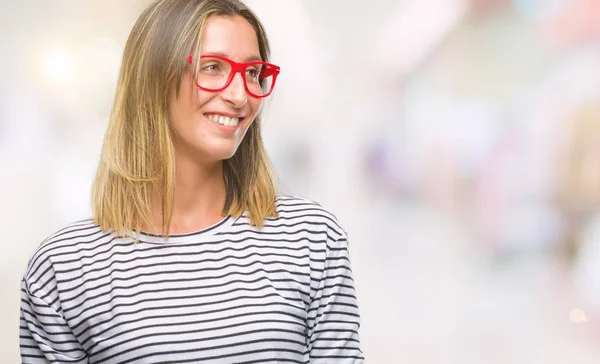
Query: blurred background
2 0 600 362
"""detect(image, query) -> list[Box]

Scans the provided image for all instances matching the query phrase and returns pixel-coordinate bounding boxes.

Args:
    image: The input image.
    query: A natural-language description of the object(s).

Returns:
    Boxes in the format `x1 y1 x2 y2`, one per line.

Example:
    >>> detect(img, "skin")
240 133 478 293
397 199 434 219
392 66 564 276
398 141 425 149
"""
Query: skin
157 15 264 234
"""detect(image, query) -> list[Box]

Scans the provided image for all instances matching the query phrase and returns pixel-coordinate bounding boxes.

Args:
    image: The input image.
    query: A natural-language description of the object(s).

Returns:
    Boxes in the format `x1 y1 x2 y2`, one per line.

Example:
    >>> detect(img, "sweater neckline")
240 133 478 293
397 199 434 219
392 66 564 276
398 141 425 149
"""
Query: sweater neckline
133 215 235 244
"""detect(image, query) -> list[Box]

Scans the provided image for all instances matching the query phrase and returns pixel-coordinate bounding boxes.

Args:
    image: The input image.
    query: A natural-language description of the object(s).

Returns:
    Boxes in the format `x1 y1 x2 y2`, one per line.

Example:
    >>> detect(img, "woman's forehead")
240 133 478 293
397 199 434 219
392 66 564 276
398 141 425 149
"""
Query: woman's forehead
200 15 260 61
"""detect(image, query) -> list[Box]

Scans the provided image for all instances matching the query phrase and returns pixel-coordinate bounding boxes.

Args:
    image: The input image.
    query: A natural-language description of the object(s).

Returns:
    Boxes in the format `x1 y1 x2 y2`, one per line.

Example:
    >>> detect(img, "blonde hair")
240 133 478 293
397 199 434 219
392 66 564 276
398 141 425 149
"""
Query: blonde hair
92 0 278 237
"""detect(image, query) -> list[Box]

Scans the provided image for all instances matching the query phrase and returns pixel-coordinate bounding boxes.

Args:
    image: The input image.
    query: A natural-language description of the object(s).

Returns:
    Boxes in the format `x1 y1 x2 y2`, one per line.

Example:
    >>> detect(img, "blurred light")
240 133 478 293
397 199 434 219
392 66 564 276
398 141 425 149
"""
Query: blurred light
569 308 588 323
78 37 122 87
373 0 468 77
43 49 75 84
514 0 566 21
538 0 600 48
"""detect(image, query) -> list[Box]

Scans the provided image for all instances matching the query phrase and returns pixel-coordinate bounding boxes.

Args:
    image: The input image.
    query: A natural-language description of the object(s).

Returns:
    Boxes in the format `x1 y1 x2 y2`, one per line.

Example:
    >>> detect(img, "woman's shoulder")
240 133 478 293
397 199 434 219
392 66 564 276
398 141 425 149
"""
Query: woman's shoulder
37 218 105 249
273 194 347 240
23 218 106 282
275 194 337 219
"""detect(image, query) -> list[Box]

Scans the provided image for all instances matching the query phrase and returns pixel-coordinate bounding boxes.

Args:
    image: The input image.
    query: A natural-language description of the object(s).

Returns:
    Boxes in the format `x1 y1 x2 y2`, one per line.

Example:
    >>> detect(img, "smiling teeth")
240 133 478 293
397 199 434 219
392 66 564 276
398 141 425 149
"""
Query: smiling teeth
206 114 239 127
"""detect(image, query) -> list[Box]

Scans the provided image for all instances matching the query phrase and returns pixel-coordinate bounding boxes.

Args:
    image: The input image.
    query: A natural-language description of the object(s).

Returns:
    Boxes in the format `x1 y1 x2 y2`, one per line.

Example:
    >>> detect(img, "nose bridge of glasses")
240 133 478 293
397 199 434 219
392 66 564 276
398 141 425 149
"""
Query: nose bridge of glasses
230 60 246 75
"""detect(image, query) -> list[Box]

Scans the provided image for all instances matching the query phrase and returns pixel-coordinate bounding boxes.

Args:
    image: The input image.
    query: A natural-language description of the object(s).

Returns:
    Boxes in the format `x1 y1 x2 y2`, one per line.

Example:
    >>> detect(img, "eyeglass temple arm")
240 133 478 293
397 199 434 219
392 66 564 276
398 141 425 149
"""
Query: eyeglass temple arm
259 67 277 79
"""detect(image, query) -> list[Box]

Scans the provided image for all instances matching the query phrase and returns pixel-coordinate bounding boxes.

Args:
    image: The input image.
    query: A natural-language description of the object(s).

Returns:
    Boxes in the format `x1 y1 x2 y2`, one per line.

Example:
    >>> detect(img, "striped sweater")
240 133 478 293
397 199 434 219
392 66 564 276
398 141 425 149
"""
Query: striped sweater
19 195 364 363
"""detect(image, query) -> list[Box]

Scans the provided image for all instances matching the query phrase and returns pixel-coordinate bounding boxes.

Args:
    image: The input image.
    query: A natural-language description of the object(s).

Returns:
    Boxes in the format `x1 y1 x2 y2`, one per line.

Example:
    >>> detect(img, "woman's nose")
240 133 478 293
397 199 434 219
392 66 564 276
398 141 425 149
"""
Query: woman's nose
221 72 247 108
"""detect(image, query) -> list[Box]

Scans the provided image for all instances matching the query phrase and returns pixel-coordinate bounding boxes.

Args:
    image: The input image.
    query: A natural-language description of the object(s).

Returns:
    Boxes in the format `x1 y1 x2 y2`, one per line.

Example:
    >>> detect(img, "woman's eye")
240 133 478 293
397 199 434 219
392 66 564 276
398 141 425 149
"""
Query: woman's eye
247 68 260 78
201 64 219 72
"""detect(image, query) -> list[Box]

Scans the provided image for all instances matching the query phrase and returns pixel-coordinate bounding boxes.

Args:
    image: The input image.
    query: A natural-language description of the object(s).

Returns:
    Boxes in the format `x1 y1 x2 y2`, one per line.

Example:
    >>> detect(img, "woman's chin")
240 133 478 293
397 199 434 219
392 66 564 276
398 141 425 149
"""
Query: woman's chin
203 146 240 162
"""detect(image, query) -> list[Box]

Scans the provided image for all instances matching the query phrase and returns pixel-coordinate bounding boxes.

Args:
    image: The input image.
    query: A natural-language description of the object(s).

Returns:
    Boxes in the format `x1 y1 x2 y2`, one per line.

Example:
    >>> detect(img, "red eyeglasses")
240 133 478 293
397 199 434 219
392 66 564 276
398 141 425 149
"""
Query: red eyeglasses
187 54 280 98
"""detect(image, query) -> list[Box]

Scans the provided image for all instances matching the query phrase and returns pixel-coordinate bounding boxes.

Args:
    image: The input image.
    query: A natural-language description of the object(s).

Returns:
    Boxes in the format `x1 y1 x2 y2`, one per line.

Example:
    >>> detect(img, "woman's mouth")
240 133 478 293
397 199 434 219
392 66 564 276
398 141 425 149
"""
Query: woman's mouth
204 113 245 127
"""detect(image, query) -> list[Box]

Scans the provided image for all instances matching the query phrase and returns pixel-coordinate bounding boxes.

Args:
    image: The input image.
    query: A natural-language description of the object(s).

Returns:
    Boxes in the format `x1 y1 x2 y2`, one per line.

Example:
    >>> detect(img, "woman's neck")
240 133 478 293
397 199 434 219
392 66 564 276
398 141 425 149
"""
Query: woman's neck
151 158 228 235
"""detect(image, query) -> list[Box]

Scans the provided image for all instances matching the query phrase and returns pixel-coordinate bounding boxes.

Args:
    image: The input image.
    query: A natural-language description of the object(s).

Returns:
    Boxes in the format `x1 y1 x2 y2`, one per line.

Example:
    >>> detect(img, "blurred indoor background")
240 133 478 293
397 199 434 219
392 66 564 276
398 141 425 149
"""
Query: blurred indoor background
2 0 600 362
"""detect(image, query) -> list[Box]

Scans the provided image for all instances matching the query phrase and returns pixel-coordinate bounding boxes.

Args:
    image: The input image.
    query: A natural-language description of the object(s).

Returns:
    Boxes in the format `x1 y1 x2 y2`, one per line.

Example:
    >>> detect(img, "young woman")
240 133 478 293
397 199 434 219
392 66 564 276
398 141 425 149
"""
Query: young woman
19 0 365 362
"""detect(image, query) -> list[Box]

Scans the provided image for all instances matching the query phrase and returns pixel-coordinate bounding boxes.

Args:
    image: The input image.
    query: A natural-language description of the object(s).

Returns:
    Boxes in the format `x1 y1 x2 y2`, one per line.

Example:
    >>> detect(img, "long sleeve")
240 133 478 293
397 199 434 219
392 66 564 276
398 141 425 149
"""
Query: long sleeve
19 280 88 364
306 234 365 363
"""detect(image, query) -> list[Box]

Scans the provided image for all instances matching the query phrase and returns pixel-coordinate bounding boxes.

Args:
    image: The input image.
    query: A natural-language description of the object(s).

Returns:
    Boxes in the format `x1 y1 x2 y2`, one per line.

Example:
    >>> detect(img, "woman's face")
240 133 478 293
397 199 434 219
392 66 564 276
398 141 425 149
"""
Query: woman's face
168 15 263 164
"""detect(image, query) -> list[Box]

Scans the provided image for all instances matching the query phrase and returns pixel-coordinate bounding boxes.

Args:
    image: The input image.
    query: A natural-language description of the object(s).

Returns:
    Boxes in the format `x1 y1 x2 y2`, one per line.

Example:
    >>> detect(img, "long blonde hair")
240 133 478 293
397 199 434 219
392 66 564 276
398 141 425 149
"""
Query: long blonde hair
92 0 278 237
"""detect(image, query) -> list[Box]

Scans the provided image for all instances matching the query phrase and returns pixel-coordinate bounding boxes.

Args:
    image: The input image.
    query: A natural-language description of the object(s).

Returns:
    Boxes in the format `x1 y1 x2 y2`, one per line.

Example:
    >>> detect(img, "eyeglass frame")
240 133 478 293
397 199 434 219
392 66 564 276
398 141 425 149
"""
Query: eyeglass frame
187 54 280 98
